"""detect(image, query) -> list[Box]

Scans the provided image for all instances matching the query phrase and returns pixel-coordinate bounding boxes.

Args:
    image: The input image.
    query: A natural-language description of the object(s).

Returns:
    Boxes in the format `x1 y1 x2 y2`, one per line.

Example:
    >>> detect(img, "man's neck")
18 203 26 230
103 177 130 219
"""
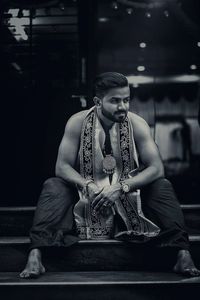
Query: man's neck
96 108 114 131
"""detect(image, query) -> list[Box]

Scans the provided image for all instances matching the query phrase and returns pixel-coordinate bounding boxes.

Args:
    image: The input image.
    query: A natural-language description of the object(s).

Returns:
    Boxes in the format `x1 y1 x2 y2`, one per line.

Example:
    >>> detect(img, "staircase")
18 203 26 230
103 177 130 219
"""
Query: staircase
0 205 200 300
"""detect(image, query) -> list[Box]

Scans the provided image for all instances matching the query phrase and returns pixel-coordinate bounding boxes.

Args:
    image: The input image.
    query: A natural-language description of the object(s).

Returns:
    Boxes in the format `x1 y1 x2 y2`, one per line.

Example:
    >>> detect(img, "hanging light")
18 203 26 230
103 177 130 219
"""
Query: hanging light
139 42 146 48
59 2 65 11
145 12 151 18
98 17 109 23
126 8 133 15
190 64 197 70
137 66 145 72
197 42 200 47
164 10 169 17
111 1 118 10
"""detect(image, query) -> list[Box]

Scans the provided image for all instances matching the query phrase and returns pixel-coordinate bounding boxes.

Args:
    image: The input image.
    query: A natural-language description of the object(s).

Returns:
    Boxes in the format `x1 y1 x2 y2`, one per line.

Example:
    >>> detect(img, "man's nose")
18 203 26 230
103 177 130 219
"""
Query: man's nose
118 101 126 110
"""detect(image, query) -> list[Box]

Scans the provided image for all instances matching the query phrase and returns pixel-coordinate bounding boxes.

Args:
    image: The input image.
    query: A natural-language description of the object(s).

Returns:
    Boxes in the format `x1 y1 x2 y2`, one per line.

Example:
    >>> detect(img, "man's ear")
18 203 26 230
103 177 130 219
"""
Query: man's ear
93 96 102 107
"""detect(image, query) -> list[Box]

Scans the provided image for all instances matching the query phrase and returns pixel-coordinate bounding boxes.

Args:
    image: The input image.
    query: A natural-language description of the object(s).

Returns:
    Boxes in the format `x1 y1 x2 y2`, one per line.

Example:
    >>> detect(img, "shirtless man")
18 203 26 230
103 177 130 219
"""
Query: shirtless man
20 72 200 278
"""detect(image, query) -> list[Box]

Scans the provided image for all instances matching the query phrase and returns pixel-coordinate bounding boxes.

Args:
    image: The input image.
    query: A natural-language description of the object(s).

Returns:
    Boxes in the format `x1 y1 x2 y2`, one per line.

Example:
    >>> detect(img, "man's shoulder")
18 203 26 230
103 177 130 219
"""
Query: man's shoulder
64 109 91 137
69 109 90 121
66 110 90 127
127 111 151 141
128 111 148 127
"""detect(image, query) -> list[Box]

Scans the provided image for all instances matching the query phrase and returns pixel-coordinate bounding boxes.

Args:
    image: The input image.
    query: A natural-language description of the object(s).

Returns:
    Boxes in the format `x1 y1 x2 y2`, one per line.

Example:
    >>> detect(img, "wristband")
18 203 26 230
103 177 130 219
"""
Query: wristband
85 179 94 196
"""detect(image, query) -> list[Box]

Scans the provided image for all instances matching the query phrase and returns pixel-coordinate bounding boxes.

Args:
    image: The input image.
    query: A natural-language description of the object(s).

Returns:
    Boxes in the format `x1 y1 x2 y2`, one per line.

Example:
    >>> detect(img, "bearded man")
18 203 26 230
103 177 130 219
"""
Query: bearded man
20 72 200 278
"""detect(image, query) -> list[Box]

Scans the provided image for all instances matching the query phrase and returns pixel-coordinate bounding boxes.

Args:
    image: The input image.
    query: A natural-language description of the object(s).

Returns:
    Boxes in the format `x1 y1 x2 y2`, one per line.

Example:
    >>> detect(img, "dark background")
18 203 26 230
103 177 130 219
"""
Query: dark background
0 0 200 206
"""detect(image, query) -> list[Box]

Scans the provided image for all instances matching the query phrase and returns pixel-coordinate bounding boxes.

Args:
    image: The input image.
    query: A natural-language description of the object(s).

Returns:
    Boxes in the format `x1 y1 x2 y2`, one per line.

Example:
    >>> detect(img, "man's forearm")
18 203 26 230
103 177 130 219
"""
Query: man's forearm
55 163 87 189
122 165 164 192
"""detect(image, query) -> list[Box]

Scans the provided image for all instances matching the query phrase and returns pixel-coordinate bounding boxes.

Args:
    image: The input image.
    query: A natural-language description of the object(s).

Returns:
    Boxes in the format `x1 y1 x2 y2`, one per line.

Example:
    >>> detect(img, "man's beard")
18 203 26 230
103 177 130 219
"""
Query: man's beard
101 105 127 123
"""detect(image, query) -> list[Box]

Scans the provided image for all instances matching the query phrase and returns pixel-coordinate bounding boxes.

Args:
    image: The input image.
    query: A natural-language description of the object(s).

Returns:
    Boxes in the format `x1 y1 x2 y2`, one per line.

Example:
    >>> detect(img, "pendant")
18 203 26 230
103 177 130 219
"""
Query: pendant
102 155 116 174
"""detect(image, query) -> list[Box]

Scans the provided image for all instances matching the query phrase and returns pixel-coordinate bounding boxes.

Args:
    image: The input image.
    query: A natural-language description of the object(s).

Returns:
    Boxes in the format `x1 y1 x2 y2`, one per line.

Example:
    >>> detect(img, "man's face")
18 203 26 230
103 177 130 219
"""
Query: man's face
100 86 130 123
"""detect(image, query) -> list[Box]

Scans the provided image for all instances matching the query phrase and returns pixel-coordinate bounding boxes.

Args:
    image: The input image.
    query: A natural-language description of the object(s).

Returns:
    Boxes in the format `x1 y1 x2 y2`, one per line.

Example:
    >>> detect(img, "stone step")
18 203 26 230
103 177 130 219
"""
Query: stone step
181 204 200 234
0 236 199 272
0 207 34 236
0 271 200 300
0 205 200 236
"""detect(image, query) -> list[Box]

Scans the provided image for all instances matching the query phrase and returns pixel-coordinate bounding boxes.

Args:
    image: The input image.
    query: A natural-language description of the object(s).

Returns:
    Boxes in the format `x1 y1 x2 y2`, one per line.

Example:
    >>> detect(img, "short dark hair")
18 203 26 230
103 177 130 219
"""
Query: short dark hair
93 72 128 98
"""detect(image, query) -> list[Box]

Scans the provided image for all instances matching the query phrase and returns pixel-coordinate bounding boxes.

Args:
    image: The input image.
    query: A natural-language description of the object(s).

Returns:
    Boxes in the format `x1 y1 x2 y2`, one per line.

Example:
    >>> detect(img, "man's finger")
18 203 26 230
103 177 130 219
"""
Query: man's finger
93 198 106 211
94 187 103 195
92 192 103 207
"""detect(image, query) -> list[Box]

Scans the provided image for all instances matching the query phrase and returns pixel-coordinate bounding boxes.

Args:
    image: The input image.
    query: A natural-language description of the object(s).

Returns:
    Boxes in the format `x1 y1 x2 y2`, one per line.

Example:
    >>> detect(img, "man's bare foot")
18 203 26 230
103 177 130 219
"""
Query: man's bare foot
20 248 45 279
173 249 200 277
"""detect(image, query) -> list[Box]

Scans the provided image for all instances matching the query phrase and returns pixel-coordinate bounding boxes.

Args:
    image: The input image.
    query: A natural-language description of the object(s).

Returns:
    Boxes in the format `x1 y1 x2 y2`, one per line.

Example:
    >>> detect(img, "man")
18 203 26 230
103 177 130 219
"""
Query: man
20 72 200 278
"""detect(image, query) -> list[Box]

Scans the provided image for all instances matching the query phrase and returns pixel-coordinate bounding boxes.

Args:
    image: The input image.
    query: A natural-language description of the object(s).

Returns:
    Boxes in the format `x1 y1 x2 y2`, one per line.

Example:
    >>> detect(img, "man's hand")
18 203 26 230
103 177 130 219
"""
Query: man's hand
92 183 121 212
86 182 103 202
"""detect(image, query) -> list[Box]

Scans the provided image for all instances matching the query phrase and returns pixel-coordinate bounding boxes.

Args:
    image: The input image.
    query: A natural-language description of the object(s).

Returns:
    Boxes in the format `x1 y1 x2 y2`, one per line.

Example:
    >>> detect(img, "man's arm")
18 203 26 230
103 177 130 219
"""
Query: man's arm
55 111 87 189
123 113 164 191
92 113 164 211
55 111 102 199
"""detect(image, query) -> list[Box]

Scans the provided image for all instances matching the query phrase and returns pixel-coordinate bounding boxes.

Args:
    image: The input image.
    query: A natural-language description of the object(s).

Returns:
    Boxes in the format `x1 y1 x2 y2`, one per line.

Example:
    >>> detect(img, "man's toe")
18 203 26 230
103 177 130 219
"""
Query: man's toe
19 272 24 278
19 270 27 278
21 271 30 278
183 268 200 277
192 269 200 276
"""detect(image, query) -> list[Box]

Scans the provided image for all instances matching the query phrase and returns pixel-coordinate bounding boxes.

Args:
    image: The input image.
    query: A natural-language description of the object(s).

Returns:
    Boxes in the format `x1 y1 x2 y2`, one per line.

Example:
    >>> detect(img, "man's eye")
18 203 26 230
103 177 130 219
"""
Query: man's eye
124 98 130 103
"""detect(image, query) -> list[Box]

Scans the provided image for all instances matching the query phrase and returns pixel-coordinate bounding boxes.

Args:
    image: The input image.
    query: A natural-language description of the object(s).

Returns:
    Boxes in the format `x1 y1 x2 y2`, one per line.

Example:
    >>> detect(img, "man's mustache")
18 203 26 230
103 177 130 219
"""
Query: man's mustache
115 111 127 114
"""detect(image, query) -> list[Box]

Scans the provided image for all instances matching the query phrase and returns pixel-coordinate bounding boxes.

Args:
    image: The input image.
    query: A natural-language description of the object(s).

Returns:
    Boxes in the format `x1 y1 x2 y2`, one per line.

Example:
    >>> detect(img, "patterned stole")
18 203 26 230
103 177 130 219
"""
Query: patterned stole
73 108 160 240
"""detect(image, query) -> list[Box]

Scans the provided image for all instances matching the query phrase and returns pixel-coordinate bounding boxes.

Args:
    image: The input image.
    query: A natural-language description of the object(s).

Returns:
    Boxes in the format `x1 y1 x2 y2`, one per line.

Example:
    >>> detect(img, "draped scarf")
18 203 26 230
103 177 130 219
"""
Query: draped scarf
73 108 160 241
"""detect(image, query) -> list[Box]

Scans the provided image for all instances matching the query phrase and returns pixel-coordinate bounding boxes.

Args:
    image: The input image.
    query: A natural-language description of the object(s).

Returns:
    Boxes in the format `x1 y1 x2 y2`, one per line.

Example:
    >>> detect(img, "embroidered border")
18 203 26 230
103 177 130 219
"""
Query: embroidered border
80 111 94 180
79 110 113 239
119 117 132 180
118 193 143 234
78 110 153 240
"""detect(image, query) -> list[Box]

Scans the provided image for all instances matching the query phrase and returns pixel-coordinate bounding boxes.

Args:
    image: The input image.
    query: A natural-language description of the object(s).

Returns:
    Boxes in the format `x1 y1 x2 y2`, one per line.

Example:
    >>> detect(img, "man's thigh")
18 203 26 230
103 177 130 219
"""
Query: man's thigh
141 178 185 229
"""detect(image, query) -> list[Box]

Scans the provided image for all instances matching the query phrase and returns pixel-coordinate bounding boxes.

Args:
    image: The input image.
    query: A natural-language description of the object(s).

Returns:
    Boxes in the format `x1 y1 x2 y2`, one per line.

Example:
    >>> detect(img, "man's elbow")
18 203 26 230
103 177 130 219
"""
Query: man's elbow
55 161 62 177
156 163 165 179
55 161 72 178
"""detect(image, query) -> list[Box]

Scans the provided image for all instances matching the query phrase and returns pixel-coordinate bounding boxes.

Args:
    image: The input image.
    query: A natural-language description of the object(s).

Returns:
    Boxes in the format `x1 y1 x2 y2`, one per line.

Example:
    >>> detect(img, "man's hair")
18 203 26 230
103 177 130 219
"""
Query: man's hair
93 72 128 98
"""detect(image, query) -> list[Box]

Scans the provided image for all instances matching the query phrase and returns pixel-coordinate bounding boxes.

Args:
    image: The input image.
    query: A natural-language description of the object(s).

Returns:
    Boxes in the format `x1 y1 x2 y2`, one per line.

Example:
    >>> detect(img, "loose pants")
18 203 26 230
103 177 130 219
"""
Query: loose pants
29 177 189 251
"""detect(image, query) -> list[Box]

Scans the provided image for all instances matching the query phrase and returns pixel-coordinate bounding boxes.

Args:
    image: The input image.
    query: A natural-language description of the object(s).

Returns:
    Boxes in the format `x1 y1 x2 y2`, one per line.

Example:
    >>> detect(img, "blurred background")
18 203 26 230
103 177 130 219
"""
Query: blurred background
0 0 200 206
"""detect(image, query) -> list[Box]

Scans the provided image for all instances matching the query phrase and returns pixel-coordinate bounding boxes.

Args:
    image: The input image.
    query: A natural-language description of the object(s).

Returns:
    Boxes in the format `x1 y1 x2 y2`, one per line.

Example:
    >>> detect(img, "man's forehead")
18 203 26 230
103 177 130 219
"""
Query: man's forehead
105 86 130 98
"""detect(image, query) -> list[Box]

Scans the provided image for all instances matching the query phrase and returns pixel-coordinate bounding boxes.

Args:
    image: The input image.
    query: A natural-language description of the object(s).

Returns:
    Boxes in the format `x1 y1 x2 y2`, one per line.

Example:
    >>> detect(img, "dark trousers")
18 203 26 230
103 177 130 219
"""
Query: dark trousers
29 177 189 251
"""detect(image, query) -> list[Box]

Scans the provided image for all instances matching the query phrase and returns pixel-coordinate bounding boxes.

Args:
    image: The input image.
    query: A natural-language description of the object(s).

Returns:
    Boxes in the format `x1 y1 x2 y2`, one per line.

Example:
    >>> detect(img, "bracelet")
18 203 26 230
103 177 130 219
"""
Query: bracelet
84 179 94 196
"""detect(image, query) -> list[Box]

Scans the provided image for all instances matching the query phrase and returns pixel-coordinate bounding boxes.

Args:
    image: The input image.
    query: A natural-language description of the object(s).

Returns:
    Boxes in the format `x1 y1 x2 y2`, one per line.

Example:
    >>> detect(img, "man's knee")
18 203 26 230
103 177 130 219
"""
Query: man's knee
152 177 173 190
43 177 66 188
142 177 177 203
42 177 73 195
39 177 78 203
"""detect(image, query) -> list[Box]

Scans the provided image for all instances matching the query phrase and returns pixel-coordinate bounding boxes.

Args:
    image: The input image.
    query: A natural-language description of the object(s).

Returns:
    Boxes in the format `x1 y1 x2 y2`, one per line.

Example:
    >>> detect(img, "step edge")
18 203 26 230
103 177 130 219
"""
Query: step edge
181 204 200 210
0 281 198 286
1 204 200 212
0 272 199 286
0 235 199 245
0 207 36 212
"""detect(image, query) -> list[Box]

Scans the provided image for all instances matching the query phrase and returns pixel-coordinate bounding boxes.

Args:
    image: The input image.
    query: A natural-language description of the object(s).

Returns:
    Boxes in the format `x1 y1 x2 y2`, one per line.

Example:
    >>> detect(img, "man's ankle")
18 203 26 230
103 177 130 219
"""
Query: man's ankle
29 248 42 258
177 249 190 256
